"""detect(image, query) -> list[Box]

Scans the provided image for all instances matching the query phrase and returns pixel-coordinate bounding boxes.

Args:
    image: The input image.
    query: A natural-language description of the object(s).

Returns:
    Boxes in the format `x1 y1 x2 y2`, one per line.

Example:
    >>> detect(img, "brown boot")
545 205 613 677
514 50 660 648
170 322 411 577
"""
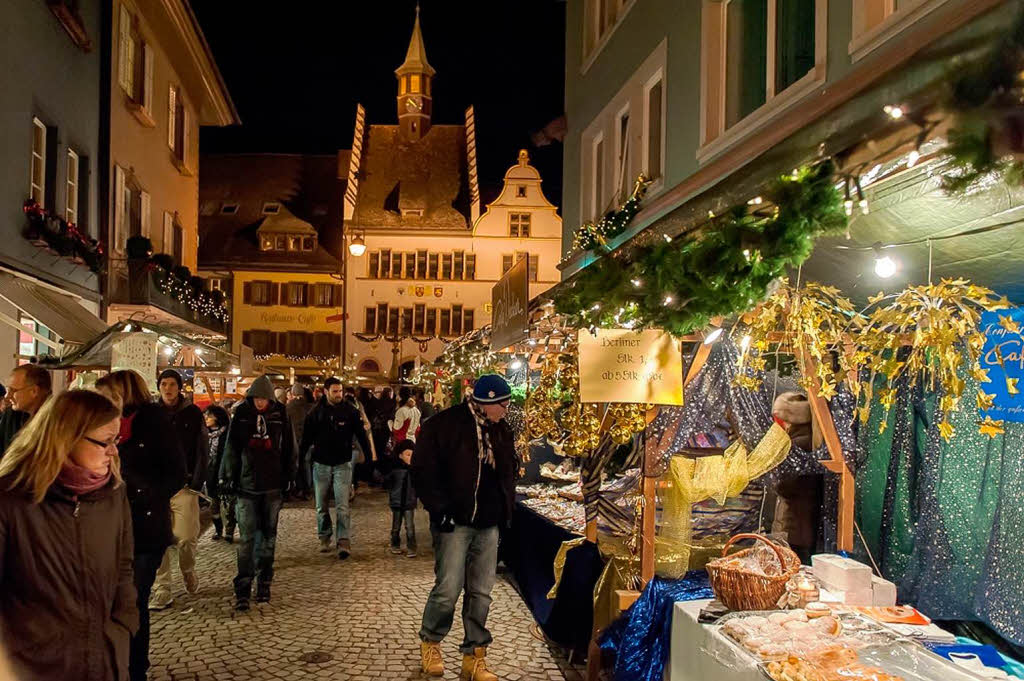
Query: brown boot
420 641 444 677
460 647 498 681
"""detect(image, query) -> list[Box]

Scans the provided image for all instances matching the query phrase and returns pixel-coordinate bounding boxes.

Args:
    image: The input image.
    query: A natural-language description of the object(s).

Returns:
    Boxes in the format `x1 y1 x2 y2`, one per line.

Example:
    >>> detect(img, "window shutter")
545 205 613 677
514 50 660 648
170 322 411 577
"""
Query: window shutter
307 283 316 307
270 282 280 305
243 282 252 304
139 191 151 236
242 330 252 348
333 284 342 307
162 211 172 253
142 44 154 113
167 86 177 149
118 6 132 92
276 332 286 354
182 105 190 168
113 165 126 252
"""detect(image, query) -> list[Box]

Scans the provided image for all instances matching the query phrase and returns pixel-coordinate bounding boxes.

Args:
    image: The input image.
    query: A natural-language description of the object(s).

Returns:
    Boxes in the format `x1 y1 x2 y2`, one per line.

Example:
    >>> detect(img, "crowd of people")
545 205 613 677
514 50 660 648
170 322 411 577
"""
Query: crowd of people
0 364 513 681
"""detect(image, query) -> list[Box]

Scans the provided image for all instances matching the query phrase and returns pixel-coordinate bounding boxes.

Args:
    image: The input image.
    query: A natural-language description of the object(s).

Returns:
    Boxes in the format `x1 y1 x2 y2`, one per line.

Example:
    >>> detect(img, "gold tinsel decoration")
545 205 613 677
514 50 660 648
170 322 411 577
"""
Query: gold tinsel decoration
735 280 860 400
559 350 601 457
858 278 1010 441
524 354 563 441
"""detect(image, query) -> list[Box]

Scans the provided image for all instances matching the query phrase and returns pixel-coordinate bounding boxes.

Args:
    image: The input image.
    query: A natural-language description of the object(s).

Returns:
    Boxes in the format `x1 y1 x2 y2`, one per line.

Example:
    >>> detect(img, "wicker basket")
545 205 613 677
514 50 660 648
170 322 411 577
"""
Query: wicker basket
706 533 801 611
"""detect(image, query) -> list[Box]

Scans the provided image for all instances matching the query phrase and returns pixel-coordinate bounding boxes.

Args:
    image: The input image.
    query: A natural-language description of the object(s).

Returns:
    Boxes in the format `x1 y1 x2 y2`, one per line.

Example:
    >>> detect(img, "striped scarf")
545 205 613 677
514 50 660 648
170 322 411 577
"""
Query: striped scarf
469 401 495 468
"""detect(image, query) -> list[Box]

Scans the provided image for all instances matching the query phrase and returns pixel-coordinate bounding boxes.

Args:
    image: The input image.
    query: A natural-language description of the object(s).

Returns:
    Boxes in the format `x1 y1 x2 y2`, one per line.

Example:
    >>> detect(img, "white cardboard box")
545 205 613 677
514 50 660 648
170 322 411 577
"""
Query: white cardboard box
812 554 873 592
871 575 897 606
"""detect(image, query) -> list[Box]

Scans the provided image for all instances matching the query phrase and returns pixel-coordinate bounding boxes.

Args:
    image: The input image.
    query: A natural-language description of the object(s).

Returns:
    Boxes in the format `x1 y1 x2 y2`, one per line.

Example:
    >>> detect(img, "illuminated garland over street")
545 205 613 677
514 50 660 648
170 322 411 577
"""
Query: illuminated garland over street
154 268 230 323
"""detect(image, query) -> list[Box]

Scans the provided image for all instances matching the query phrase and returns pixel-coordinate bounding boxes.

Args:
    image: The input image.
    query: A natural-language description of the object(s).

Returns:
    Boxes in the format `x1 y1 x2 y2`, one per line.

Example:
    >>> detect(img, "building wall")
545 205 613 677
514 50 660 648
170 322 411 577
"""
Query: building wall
109 0 202 270
561 0 997 258
230 269 343 375
0 0 103 378
346 157 563 381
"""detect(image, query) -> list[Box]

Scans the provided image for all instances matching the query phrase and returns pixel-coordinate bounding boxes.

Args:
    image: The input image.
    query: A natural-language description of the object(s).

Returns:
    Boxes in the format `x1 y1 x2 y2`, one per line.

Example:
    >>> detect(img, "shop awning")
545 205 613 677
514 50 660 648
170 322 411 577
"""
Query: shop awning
0 272 107 346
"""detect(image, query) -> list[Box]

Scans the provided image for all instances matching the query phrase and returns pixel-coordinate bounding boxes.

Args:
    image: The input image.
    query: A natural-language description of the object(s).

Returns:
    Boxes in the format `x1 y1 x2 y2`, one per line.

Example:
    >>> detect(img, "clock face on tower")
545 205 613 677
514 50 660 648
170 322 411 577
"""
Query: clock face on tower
405 96 424 113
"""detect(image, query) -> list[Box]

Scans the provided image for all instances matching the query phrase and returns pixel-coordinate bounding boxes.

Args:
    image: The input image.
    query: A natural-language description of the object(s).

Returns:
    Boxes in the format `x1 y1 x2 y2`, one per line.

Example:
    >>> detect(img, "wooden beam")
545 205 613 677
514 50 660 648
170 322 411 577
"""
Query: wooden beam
798 350 856 552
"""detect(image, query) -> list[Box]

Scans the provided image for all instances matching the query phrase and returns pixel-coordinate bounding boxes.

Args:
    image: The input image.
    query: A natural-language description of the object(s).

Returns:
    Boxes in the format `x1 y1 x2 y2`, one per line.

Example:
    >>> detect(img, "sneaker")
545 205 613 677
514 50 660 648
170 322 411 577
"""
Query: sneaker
183 571 199 595
255 581 271 603
337 539 351 560
319 537 333 553
406 548 418 558
211 533 223 542
235 596 250 612
148 589 173 611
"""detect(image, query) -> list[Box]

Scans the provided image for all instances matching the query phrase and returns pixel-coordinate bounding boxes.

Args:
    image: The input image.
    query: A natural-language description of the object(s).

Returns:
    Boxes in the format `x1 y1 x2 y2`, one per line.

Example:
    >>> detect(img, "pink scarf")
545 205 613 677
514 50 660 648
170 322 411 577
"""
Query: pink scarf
56 461 111 496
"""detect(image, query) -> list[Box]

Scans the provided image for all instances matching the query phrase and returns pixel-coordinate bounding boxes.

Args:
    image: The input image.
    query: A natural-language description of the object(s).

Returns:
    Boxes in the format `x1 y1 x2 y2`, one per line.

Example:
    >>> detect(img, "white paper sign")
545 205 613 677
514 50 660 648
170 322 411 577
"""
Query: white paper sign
111 333 158 393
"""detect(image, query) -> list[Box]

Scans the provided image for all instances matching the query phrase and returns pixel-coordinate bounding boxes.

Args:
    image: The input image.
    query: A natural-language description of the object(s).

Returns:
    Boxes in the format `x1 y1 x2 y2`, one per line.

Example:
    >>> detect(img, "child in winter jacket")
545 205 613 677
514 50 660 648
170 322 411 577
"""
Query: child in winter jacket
387 438 417 557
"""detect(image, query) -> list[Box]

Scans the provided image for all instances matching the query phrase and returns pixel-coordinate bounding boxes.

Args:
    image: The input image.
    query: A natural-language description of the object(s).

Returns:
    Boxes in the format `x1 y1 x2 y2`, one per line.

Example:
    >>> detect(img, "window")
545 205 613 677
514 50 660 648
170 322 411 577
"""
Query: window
117 6 134 95
515 251 539 282
591 134 605 220
168 85 189 169
65 149 79 224
388 307 400 335
312 332 336 357
208 278 227 292
172 217 183 263
314 283 336 307
509 213 531 237
414 304 426 334
244 329 275 355
516 185 527 198
428 252 439 279
113 166 130 251
850 0 948 61
615 107 632 203
288 235 301 251
465 253 476 280
221 203 239 214
359 358 381 374
451 304 464 336
262 202 281 214
381 249 392 278
286 282 307 307
303 236 315 251
17 313 53 363
426 308 437 335
260 234 274 251
369 251 381 278
453 251 465 280
440 308 451 337
139 190 151 238
248 281 273 306
364 307 377 334
393 252 405 279
286 331 309 356
644 76 664 181
163 211 175 255
378 303 390 333
410 74 421 94
404 252 415 279
416 250 427 279
400 308 413 334
464 309 475 332
275 235 286 250
701 0 822 148
441 253 453 280
30 118 47 206
584 0 636 62
502 254 514 274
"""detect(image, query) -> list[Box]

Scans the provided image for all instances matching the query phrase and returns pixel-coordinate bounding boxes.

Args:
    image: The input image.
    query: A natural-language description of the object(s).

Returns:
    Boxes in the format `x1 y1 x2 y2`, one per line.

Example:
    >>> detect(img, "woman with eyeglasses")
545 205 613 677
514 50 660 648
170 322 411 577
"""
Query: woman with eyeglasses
0 389 137 680
96 370 186 681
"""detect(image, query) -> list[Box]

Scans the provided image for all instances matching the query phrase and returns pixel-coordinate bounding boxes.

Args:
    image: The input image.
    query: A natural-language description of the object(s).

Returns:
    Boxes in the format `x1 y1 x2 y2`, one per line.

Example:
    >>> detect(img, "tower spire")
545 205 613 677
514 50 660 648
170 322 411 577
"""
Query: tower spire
396 3 434 140
396 3 435 78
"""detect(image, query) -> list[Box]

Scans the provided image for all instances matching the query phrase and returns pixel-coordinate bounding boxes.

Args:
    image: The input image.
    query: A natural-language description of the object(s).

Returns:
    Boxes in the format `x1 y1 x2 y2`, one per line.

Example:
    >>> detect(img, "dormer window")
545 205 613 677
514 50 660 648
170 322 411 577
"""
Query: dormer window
401 208 424 218
288 235 301 251
260 232 316 252
260 235 274 251
221 203 239 215
517 185 527 198
262 202 281 215
303 237 315 251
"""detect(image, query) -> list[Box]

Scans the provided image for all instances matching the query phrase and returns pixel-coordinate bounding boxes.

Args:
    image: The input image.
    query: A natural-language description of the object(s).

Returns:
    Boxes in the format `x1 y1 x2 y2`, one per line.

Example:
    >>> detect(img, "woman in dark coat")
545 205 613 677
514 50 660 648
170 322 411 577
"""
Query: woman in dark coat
387 438 418 557
97 370 186 681
0 389 137 680
204 405 234 541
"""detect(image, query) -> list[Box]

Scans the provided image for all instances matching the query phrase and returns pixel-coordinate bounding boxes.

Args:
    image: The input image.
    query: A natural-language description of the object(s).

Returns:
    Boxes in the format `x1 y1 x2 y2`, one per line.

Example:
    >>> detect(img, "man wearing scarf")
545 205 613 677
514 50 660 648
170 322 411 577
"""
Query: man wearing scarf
412 375 516 681
219 375 295 611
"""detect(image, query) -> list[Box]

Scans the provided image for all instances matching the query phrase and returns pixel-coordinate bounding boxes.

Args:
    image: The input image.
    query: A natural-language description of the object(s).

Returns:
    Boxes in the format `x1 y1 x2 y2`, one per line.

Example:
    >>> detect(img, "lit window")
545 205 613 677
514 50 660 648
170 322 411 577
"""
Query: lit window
303 236 315 251
30 118 47 206
509 213 531 237
369 251 381 277
453 251 465 280
502 254 513 274
465 254 476 280
260 235 274 251
262 202 281 214
410 74 421 94
314 283 334 307
288 235 301 251
275 235 286 250
428 252 439 279
286 282 307 307
516 185 527 198
441 253 452 280
516 251 539 282
250 281 272 306
66 149 79 224
380 250 392 278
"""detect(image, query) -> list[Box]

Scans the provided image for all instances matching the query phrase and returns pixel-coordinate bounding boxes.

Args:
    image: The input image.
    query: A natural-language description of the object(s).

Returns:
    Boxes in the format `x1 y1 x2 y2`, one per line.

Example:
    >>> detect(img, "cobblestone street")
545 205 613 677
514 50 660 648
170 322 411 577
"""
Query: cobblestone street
148 490 584 681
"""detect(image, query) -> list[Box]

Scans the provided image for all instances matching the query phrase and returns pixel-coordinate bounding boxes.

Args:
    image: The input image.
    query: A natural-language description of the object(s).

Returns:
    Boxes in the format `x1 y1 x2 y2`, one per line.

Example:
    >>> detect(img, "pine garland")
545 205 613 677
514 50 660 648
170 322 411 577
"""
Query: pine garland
568 175 650 255
554 162 847 336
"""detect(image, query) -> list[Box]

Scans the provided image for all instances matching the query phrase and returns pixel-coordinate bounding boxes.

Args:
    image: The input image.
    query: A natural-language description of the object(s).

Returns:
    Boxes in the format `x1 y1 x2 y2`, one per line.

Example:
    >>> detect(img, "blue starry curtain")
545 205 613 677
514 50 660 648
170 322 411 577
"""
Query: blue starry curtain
855 365 1024 646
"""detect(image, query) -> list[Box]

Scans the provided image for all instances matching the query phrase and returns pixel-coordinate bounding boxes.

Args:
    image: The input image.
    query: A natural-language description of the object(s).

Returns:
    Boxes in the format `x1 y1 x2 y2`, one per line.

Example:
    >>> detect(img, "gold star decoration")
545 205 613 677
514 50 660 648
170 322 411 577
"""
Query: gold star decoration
938 420 955 442
976 390 997 411
978 416 1006 438
998 314 1022 334
974 366 992 383
1008 377 1020 396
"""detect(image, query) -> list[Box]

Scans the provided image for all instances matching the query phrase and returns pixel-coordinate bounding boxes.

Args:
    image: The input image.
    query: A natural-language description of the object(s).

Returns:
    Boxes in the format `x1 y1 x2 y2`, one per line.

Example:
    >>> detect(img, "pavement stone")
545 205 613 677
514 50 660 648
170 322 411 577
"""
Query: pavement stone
149 489 589 680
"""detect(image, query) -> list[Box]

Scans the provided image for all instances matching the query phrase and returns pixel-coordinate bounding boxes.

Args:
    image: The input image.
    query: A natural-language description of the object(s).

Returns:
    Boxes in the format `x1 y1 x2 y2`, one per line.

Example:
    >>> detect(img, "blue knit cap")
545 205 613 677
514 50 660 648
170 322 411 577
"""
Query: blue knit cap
472 374 512 404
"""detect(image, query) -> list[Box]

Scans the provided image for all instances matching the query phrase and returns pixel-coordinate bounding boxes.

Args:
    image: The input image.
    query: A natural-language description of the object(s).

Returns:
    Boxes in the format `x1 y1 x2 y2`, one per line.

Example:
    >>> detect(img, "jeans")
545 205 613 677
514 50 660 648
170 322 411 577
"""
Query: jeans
390 509 416 549
313 461 353 542
211 493 237 536
419 523 499 654
130 549 164 681
155 489 201 593
233 492 283 597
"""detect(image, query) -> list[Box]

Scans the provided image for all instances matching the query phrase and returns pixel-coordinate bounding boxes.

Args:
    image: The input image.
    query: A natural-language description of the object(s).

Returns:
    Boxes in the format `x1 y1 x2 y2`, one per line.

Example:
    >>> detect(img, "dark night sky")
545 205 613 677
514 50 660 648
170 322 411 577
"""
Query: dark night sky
193 0 567 208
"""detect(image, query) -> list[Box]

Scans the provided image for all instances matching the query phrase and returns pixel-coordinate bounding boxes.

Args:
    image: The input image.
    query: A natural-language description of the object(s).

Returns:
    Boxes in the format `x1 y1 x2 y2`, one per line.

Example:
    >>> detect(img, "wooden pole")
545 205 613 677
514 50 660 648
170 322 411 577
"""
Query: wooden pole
798 350 855 552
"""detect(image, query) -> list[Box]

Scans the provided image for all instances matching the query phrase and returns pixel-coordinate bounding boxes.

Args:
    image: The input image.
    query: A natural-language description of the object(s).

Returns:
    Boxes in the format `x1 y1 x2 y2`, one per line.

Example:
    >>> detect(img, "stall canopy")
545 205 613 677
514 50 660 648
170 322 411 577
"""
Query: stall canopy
38 320 239 372
0 272 107 350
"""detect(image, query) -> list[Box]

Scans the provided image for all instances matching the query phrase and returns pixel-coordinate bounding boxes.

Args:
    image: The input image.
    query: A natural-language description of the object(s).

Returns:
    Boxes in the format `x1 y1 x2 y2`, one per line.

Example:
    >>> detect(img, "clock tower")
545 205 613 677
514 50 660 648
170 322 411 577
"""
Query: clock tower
396 4 434 142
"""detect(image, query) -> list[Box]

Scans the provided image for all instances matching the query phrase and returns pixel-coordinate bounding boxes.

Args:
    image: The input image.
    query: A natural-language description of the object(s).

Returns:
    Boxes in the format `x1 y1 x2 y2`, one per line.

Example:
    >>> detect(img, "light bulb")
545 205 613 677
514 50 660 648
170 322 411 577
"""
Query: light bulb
164 347 174 357
703 327 724 345
591 303 601 311
663 295 673 305
631 278 643 288
663 234 672 243
884 105 904 120
874 255 898 278
194 348 203 356
510 359 523 371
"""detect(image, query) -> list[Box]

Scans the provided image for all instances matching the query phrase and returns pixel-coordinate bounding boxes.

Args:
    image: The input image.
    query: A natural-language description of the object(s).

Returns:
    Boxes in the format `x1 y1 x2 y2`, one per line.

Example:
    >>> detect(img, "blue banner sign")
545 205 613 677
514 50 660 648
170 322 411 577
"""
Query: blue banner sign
979 308 1024 422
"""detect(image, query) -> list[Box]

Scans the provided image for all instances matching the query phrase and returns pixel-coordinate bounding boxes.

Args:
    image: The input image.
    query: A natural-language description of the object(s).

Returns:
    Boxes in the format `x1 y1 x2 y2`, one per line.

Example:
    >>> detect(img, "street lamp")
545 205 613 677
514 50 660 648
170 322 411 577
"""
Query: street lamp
340 231 366 378
348 232 366 257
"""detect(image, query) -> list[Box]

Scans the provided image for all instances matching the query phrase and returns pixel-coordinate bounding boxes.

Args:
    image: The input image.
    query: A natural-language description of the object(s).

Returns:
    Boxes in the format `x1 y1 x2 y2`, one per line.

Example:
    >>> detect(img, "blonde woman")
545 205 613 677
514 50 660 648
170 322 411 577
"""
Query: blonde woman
0 389 137 680
96 370 186 681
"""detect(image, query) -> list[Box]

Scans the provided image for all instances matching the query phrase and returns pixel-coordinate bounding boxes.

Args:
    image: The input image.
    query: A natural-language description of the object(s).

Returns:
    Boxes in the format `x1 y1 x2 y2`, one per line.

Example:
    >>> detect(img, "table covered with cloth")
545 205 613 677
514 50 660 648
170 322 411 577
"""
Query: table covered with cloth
501 498 605 651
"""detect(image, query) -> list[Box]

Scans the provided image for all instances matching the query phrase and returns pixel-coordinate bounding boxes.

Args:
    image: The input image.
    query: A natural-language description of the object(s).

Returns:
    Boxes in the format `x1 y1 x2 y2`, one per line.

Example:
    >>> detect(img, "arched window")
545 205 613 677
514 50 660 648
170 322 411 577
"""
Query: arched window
359 358 381 374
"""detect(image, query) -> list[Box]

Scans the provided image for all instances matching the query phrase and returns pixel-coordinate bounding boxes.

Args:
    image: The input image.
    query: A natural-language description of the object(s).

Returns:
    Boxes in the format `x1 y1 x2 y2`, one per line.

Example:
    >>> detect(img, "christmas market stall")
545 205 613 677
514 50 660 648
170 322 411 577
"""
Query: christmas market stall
541 7 1024 681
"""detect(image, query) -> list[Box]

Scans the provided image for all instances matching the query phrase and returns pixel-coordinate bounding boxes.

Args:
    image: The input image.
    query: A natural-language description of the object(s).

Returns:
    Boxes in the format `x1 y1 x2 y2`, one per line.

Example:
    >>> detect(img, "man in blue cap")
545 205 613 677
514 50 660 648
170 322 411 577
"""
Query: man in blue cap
412 374 516 681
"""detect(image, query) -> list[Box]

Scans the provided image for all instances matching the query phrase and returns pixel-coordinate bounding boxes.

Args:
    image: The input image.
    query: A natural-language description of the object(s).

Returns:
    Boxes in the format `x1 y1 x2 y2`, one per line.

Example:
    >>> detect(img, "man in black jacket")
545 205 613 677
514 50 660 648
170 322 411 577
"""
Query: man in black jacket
300 377 372 559
0 364 51 455
412 375 516 681
220 375 295 610
151 369 209 609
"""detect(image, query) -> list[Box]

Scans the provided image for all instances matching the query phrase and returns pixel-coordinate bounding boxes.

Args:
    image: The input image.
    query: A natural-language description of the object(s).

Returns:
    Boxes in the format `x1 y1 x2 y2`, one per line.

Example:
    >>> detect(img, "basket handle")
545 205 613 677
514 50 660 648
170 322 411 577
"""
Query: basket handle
721 533 788 569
